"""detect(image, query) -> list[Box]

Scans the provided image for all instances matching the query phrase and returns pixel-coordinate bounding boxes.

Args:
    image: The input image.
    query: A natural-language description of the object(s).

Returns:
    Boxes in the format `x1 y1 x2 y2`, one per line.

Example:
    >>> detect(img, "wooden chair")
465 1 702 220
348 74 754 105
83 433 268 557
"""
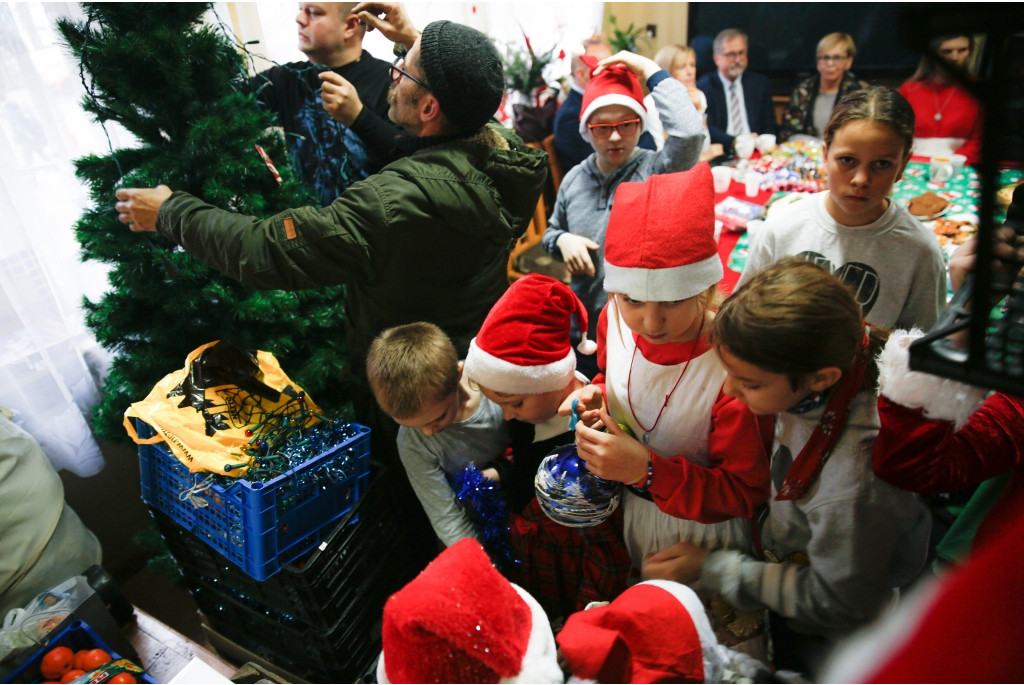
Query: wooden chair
540 134 565 193
507 194 547 283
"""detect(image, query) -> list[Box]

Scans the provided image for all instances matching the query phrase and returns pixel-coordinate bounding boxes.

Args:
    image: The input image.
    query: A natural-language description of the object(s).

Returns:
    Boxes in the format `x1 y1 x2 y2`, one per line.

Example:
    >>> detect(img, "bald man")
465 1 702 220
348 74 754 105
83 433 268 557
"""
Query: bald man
247 2 400 206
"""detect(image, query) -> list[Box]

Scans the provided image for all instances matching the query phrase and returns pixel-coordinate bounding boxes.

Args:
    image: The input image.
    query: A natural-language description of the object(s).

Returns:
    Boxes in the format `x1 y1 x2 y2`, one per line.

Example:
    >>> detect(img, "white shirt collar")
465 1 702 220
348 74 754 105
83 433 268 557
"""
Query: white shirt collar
570 80 586 96
718 70 743 91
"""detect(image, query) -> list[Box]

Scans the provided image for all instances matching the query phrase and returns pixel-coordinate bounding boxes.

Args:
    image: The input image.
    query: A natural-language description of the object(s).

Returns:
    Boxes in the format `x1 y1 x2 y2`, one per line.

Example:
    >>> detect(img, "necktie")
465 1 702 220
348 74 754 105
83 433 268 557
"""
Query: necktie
728 81 744 136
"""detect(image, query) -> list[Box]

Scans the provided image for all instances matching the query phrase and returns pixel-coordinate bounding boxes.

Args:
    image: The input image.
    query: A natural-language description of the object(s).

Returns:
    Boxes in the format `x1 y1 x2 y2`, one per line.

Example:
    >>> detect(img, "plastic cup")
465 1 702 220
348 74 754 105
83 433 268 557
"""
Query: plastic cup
929 157 954 184
756 133 777 153
712 166 733 194
734 135 756 160
950 154 967 179
744 171 762 197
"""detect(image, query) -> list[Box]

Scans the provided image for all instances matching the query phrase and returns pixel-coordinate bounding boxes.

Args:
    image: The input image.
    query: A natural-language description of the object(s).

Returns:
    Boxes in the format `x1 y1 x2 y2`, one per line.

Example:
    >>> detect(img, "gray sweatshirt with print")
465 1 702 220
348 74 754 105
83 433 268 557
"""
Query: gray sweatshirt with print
542 70 705 344
699 391 931 641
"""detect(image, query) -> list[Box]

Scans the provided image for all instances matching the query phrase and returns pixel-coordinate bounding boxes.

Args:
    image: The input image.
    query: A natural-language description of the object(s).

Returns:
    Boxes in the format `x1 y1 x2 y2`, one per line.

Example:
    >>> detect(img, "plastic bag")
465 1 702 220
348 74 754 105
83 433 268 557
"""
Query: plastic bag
0 576 92 664
123 341 321 476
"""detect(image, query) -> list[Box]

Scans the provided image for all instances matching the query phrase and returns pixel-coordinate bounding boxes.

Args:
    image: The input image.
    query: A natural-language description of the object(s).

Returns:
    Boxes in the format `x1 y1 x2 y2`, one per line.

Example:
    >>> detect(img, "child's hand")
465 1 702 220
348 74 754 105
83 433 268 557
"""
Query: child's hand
642 542 708 584
575 407 648 483
557 385 604 417
480 467 499 482
593 51 661 81
556 233 600 276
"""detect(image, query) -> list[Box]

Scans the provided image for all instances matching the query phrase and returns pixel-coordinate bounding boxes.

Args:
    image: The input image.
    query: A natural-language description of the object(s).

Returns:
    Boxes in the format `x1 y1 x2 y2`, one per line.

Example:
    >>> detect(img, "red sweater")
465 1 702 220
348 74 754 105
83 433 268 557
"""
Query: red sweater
899 79 983 164
873 392 1024 552
593 305 771 524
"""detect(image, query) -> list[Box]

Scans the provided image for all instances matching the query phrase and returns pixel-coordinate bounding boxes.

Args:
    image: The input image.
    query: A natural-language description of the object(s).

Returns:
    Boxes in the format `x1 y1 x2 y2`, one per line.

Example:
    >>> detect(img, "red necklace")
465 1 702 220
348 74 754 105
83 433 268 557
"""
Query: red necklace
626 316 706 445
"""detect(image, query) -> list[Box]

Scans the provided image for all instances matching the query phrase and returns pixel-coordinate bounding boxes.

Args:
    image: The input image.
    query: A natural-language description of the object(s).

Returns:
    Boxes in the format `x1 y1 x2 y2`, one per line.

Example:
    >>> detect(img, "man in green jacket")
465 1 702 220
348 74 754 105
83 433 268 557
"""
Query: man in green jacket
115 3 547 503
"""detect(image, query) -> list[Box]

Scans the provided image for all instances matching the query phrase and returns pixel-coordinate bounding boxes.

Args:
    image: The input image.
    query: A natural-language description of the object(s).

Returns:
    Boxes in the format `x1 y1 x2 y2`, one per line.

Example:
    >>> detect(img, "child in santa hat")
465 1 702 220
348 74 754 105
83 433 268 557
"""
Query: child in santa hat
655 257 930 677
366 322 510 550
464 273 631 622
557 579 768 683
377 538 563 684
566 163 771 655
541 49 706 380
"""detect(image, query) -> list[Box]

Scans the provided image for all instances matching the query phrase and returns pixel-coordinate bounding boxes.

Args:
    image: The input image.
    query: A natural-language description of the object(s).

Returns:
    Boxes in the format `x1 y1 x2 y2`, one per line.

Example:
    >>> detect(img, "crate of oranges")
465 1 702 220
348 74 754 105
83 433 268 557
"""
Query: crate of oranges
4 620 153 684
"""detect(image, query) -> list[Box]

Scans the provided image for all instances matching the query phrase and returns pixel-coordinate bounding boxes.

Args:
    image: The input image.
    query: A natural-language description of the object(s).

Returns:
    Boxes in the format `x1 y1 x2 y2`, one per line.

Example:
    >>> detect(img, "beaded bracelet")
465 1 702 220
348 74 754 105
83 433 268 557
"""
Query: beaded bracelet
629 452 654 493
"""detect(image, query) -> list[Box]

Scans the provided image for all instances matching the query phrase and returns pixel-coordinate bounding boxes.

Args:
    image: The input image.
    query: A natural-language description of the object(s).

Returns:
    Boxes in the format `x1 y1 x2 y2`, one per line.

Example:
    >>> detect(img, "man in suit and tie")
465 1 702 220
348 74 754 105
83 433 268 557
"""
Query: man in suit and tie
697 28 776 157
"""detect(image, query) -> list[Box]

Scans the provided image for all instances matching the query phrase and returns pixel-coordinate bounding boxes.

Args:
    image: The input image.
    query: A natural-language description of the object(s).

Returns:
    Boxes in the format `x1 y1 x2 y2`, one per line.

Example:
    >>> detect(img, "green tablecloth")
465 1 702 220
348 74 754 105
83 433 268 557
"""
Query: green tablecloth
727 163 1024 275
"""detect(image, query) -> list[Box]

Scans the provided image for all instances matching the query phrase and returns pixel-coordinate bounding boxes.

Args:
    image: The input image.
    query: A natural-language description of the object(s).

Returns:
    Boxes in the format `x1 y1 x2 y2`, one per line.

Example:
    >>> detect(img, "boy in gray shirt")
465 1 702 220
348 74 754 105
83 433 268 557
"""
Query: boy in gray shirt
542 50 704 375
367 323 509 547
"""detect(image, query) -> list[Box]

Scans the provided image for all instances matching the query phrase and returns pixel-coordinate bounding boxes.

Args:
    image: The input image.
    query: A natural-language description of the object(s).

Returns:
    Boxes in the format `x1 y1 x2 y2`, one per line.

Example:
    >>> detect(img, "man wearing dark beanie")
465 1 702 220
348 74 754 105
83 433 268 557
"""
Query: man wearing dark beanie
114 3 547 572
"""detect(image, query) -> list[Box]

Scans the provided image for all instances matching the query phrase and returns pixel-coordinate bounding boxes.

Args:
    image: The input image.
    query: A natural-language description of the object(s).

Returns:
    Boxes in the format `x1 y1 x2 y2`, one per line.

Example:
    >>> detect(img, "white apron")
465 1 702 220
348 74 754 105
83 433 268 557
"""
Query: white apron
603 305 752 569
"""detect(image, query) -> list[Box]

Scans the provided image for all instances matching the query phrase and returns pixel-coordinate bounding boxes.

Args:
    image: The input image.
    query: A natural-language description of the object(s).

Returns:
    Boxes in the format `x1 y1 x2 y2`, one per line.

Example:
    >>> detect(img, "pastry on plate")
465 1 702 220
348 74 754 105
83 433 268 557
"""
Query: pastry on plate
909 191 950 218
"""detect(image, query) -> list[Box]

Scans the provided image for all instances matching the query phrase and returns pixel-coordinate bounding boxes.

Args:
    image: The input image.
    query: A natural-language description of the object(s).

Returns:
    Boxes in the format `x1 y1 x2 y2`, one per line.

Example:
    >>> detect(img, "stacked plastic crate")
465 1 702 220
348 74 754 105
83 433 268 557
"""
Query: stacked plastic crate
138 420 420 681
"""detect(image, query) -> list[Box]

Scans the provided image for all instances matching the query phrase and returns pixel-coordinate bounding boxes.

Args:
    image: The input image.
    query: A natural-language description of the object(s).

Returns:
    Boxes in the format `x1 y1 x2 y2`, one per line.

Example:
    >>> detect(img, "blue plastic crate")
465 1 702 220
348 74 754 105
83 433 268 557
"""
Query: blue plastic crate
137 419 370 581
3 620 156 684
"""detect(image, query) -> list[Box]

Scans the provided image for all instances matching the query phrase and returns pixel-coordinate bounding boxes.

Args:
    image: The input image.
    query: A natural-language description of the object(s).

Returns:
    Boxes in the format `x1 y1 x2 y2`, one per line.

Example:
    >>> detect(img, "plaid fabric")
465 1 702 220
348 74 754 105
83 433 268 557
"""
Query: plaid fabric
507 497 631 621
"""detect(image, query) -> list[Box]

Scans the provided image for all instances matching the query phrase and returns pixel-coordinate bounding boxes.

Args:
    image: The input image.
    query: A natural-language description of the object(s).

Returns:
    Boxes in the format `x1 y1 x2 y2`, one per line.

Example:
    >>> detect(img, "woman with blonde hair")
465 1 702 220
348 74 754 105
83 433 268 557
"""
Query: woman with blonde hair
646 44 721 158
779 32 869 141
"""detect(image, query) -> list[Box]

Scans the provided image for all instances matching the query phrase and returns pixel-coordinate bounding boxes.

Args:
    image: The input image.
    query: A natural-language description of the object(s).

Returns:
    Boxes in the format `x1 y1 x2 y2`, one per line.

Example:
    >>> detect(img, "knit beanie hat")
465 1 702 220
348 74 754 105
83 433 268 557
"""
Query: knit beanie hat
558 580 764 684
578 54 648 143
465 274 596 395
603 162 722 302
377 538 562 684
419 20 504 135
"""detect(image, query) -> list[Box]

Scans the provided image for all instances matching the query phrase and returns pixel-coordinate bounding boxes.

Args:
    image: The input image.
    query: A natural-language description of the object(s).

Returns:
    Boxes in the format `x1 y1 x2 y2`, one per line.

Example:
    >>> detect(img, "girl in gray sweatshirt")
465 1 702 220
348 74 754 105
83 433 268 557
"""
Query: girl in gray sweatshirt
641 258 930 674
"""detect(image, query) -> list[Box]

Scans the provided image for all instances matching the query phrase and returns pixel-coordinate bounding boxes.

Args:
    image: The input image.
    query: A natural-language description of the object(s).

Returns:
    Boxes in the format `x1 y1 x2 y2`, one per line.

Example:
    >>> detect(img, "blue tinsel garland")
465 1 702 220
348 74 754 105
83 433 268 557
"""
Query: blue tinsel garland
449 465 519 570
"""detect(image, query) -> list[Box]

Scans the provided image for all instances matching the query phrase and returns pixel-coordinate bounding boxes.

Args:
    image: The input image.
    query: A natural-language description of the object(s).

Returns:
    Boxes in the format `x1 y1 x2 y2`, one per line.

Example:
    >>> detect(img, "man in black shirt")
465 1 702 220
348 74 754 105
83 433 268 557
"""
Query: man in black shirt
247 2 400 206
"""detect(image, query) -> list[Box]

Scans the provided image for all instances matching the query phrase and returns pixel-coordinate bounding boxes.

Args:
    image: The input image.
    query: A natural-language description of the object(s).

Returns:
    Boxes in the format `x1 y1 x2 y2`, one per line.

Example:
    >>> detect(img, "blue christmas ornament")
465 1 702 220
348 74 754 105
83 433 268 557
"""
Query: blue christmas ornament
534 402 621 527
535 444 621 527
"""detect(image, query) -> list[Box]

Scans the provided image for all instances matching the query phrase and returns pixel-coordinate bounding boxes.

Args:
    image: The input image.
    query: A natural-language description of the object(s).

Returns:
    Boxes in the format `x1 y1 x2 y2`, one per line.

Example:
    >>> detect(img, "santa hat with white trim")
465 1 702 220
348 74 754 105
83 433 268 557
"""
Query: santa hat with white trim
465 273 596 395
603 163 723 302
377 538 562 684
578 55 649 143
557 579 765 683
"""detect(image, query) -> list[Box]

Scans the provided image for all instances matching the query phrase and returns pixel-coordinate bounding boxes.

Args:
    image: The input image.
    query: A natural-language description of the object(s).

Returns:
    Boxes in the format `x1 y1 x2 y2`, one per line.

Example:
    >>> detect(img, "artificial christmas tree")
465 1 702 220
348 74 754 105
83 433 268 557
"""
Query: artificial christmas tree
57 3 350 439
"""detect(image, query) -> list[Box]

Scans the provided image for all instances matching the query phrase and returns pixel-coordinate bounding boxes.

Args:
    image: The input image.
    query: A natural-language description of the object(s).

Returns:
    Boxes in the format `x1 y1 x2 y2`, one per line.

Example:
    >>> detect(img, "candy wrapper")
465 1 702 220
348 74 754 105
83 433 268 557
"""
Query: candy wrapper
71 658 146 683
715 196 765 232
749 140 827 193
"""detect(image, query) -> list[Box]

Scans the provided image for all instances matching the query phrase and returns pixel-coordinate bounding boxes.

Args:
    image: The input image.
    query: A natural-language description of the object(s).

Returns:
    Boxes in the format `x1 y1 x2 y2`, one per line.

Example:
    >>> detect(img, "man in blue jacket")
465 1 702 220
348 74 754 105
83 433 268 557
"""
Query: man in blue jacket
553 37 656 172
697 29 776 158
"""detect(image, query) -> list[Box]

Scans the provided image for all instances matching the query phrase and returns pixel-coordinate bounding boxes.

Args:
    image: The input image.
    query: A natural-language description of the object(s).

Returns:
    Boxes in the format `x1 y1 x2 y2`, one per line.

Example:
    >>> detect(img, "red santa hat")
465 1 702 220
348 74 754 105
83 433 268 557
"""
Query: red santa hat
578 54 648 142
603 163 723 302
557 580 763 684
465 274 595 395
377 538 562 684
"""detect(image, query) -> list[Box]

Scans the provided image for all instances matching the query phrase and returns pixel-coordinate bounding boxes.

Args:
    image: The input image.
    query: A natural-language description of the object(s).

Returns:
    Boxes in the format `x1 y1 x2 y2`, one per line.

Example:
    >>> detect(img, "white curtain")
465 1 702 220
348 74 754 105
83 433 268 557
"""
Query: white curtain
0 2 138 477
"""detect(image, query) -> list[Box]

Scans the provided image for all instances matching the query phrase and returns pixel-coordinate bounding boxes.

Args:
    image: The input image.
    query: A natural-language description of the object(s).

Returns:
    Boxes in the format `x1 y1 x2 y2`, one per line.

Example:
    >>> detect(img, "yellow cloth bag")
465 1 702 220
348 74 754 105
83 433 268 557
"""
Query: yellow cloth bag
123 341 321 476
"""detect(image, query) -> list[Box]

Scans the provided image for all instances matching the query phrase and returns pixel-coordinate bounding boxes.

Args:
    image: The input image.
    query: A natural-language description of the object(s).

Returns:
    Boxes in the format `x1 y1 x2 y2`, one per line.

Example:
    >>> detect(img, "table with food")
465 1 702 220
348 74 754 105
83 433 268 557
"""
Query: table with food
714 141 1024 295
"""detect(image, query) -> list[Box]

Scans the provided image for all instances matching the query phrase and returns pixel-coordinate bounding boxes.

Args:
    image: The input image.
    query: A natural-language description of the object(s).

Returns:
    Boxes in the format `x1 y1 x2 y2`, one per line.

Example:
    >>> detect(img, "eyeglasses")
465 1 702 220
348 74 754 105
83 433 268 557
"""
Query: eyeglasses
721 49 747 60
587 119 641 139
817 54 849 64
389 56 430 91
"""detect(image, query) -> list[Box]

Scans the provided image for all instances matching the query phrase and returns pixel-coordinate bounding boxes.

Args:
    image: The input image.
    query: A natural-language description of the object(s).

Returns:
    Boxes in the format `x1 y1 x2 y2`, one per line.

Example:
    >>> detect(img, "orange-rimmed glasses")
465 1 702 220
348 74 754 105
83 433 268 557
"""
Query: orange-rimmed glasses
587 118 641 139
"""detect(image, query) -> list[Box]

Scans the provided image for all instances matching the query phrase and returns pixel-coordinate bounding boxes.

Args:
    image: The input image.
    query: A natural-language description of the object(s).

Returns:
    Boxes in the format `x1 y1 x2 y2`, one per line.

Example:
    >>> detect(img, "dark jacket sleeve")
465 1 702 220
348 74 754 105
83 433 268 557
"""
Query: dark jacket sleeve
349 106 402 166
155 183 386 290
779 84 806 141
697 73 735 152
